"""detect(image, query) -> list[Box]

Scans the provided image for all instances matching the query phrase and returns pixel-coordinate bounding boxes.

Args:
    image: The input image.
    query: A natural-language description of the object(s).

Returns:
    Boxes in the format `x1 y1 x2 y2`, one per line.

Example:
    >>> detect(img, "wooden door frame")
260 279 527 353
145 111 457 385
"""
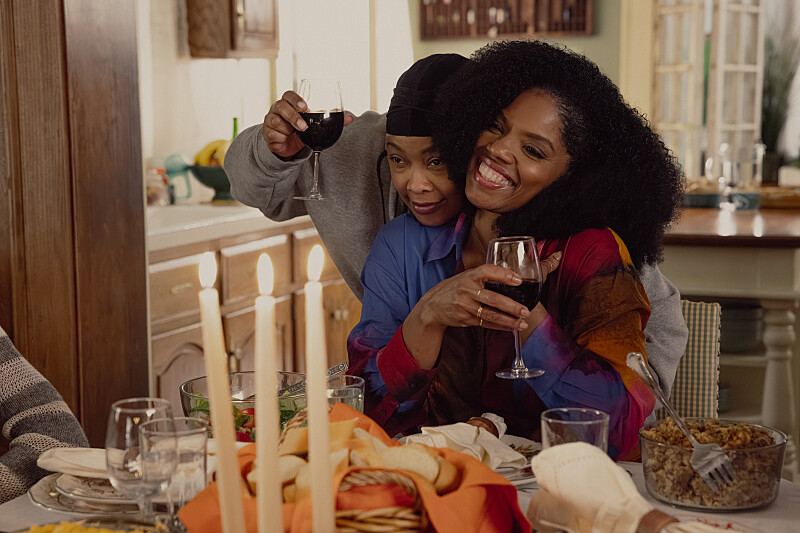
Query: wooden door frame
0 0 148 446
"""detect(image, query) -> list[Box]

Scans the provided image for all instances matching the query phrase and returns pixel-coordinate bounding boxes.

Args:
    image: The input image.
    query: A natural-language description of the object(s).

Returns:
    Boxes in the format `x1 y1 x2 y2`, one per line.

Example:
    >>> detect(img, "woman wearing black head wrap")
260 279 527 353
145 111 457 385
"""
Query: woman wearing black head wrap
224 54 467 301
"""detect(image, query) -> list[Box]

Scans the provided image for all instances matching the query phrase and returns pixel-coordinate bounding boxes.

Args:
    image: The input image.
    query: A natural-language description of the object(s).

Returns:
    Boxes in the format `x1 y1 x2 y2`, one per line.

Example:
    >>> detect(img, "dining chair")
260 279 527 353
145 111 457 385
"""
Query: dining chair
657 299 722 419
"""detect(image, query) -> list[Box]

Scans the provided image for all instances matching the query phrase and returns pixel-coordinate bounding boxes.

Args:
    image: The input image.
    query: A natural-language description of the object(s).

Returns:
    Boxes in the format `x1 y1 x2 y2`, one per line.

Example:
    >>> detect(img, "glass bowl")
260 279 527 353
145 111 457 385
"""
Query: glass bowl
639 418 786 510
179 371 364 441
180 371 306 442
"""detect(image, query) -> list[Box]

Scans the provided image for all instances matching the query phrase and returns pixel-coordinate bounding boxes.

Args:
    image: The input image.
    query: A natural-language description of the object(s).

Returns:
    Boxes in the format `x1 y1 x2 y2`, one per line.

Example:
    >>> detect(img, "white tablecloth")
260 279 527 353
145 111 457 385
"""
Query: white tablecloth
2 462 798 532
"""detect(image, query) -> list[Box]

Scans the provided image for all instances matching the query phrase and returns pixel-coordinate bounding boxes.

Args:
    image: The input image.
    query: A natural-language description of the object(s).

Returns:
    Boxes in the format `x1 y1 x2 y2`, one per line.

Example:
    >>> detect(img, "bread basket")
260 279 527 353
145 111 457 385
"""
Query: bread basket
280 408 427 532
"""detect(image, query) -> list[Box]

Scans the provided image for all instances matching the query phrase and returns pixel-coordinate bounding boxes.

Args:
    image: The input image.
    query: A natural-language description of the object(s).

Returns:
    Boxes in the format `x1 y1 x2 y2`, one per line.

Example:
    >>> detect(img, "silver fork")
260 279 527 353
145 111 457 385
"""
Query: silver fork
627 352 735 492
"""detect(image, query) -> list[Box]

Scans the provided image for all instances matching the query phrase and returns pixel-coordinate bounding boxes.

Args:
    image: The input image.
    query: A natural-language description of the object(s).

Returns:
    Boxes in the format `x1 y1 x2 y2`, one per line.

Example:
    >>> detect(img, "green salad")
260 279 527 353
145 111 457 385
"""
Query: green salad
187 392 306 442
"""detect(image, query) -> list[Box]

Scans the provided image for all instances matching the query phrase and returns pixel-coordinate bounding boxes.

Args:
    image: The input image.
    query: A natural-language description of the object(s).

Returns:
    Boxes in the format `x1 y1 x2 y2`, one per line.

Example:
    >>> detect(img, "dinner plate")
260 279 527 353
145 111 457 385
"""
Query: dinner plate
496 434 541 487
28 473 139 515
499 434 542 463
13 517 159 533
54 473 137 504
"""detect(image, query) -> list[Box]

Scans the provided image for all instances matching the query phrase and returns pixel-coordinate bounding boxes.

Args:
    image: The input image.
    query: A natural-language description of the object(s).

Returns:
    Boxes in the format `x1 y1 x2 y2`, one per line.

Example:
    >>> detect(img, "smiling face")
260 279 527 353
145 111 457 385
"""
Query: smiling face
386 135 464 226
466 90 571 213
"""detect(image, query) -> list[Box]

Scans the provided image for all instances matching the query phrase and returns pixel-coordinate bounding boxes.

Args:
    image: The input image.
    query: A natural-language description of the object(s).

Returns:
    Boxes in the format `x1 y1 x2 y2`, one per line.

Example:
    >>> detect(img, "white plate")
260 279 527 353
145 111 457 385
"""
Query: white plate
13 518 160 533
54 473 136 504
499 434 542 463
28 473 139 515
496 434 541 487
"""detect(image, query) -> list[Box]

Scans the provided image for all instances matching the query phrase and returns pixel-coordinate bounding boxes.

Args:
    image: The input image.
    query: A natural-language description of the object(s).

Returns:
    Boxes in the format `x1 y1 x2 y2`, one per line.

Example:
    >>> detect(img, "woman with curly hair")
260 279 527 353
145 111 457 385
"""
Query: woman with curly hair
348 40 684 459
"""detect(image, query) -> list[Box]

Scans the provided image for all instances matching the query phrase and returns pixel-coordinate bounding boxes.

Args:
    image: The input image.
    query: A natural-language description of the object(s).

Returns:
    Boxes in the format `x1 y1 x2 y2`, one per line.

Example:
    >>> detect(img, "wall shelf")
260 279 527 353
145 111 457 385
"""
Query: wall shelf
420 0 593 40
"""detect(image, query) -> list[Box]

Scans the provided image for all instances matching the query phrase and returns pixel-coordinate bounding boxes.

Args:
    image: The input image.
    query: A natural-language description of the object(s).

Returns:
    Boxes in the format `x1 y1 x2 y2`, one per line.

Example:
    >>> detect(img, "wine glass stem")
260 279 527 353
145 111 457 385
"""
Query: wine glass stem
310 151 321 194
138 494 153 522
512 329 526 371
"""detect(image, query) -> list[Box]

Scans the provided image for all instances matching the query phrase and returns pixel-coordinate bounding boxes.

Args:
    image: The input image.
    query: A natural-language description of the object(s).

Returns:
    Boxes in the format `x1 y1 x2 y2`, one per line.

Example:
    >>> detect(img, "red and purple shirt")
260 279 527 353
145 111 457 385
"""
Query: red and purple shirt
347 212 655 459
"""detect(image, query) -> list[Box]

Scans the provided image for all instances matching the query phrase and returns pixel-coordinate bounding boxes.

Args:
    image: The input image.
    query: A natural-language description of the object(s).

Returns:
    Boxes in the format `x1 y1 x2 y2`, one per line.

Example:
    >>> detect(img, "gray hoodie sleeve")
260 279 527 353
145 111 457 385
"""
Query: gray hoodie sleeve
640 264 688 410
224 112 394 301
224 122 312 221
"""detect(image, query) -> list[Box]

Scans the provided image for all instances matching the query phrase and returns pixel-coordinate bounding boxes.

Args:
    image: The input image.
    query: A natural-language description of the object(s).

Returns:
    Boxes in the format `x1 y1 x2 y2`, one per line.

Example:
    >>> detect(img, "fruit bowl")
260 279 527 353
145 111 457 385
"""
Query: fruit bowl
189 165 232 202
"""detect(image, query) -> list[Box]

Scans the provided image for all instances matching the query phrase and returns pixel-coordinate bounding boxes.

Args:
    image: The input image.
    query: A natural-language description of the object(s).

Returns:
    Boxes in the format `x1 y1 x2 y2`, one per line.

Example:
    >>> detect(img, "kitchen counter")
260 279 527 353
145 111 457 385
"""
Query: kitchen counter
146 205 311 251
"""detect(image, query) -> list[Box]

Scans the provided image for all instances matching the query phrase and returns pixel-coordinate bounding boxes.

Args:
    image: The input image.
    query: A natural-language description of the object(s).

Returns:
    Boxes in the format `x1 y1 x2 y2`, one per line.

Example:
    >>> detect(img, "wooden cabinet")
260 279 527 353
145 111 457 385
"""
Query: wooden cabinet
186 0 279 59
149 219 361 406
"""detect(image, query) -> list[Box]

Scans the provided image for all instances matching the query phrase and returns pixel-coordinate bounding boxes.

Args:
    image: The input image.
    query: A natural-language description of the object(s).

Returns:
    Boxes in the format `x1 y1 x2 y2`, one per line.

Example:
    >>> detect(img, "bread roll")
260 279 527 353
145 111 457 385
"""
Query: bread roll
353 427 389 452
279 418 357 455
294 448 349 501
433 456 460 494
378 445 440 482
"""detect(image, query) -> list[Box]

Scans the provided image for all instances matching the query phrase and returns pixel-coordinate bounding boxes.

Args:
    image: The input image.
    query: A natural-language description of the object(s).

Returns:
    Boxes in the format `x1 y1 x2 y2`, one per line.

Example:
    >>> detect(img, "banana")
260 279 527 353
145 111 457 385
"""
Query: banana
195 139 227 166
218 140 234 167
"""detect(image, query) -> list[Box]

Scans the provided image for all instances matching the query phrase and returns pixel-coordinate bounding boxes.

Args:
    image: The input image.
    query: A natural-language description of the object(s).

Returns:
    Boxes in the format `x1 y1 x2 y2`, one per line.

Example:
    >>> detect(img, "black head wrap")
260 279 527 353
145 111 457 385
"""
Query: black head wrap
385 53 468 137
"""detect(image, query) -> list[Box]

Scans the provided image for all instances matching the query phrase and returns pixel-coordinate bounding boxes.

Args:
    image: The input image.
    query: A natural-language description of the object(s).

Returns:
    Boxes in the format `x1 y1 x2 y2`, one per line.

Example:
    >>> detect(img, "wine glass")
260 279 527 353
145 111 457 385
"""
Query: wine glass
141 417 208 533
485 236 545 379
106 398 177 522
293 79 345 201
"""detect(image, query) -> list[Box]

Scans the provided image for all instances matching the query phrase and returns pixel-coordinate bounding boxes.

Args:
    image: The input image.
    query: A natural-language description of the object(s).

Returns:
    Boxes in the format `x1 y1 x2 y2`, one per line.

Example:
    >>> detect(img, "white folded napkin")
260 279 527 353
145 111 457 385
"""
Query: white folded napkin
528 442 653 533
37 447 108 479
401 414 526 470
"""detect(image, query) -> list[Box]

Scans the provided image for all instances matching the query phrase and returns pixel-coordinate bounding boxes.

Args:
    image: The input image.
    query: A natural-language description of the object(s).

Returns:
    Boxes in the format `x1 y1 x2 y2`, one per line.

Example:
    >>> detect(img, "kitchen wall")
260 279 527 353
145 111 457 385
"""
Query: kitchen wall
137 0 274 202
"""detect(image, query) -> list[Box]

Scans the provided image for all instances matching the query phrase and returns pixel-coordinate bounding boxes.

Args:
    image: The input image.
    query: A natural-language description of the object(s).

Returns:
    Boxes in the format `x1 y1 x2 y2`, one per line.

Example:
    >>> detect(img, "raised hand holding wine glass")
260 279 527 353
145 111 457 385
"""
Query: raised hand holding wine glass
106 397 177 523
485 236 545 379
293 79 345 201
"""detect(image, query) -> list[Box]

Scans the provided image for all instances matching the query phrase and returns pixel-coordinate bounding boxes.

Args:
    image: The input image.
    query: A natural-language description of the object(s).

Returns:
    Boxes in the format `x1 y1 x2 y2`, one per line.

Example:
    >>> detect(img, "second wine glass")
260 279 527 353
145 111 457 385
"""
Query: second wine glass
294 79 345 201
485 236 545 379
106 397 177 523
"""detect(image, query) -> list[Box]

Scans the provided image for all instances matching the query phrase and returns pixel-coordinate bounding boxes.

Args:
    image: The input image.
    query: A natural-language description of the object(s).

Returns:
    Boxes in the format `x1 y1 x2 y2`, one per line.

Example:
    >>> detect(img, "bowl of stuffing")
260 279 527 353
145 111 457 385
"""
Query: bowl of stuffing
640 418 786 510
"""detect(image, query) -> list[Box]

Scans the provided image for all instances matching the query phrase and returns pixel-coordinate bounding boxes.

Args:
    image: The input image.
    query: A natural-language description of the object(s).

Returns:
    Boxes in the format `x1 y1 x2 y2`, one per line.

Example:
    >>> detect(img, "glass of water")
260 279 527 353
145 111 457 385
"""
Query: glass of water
106 398 176 522
141 417 209 533
541 407 609 453
326 375 365 412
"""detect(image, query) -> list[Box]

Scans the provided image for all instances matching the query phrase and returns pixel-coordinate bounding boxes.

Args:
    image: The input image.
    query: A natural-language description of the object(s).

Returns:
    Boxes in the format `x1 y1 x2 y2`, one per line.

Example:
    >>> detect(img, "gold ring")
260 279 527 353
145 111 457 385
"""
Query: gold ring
476 304 484 319
479 318 484 327
476 289 482 299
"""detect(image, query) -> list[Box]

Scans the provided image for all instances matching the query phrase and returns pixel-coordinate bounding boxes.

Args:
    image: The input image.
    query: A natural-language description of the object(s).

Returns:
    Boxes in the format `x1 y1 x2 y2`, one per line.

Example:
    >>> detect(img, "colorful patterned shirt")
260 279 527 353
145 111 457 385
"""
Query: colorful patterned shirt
347 213 655 459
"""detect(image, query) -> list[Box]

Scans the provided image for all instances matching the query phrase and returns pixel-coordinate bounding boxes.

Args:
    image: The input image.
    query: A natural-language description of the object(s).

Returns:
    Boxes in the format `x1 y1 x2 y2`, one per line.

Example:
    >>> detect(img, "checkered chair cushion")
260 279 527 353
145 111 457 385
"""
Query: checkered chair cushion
657 300 721 419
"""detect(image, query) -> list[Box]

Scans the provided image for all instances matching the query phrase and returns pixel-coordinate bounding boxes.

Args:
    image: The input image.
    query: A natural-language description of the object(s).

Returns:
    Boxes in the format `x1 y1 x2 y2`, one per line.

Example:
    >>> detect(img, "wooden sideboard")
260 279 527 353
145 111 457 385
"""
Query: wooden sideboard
661 208 800 480
147 211 361 414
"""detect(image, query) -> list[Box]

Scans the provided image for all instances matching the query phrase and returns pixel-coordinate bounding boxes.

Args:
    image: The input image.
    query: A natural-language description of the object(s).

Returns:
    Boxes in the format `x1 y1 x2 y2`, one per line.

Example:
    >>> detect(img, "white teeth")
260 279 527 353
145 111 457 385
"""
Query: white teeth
478 161 511 185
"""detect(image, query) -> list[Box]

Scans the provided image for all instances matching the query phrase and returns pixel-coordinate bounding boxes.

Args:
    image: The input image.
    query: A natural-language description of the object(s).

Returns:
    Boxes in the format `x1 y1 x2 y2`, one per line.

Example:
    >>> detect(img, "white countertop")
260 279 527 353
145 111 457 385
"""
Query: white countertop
146 205 311 252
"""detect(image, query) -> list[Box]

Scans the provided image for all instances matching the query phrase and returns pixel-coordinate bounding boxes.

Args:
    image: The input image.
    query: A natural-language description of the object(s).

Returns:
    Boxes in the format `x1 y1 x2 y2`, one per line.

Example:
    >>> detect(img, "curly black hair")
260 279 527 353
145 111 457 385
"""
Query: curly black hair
432 40 684 267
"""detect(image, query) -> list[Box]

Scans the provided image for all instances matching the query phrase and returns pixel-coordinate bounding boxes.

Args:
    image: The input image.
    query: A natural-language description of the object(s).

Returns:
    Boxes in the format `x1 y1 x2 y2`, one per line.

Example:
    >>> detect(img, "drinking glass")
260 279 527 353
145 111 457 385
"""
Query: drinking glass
106 397 176 522
294 79 345 201
326 375 365 413
485 236 545 379
141 417 209 533
541 407 609 452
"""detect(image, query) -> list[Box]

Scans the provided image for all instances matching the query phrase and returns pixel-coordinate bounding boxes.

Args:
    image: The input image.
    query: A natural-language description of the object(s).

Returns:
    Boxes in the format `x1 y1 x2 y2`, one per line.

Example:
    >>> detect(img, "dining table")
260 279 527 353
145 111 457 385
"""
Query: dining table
1 461 798 533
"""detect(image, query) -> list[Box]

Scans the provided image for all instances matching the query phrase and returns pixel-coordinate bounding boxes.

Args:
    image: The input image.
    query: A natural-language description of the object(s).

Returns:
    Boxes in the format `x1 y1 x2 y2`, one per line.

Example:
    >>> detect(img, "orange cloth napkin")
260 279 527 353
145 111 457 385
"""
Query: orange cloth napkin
179 403 530 533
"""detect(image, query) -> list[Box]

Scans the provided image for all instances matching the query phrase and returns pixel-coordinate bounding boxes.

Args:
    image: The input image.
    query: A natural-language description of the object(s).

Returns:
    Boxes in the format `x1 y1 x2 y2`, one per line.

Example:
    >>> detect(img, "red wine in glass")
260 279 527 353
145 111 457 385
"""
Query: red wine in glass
294 79 343 201
297 111 344 151
483 279 541 310
485 236 545 379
